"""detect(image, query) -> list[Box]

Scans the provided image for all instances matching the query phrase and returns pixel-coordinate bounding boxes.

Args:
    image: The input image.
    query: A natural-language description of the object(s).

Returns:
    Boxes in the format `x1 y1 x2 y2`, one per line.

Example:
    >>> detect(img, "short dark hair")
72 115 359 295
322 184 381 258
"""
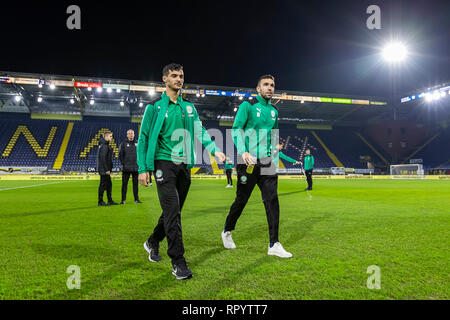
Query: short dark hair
162 63 183 77
257 74 275 86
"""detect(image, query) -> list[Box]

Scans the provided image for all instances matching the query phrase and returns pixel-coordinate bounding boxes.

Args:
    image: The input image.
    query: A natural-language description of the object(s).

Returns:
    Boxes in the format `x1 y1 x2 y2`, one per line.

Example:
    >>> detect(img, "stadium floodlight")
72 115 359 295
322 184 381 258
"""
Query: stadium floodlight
14 95 22 102
87 87 92 91
70 98 75 104
382 42 408 62
97 87 103 93
425 93 433 102
201 94 206 98
90 99 95 105
37 97 43 103
139 102 143 107
116 89 121 93
196 93 200 97
50 84 56 90
38 84 43 88
441 91 446 97
107 88 112 93
239 96 243 100
120 101 125 107
249 97 253 100
301 100 304 104
148 90 155 96
233 107 238 112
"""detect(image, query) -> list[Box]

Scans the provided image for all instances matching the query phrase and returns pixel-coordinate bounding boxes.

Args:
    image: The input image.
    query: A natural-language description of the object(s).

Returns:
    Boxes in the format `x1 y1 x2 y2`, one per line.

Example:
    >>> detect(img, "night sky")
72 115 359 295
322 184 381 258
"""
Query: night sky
0 0 448 98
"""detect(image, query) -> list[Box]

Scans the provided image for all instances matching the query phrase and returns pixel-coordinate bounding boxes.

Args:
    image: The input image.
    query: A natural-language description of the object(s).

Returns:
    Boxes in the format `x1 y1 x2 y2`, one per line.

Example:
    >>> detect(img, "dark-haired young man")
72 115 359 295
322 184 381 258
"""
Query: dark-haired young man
137 63 226 280
221 75 293 258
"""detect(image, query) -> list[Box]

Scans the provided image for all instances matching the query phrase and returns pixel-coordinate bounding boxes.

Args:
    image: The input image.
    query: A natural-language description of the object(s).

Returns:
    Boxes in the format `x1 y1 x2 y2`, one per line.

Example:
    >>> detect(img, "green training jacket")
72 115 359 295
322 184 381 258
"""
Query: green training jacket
137 91 221 174
304 154 314 170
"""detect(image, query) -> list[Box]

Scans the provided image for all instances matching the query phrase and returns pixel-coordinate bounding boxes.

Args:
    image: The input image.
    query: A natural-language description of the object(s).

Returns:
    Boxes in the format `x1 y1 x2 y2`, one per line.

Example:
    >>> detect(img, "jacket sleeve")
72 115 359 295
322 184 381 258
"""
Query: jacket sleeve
137 104 155 174
193 106 221 156
279 151 297 164
231 101 249 155
312 155 315 167
118 142 124 165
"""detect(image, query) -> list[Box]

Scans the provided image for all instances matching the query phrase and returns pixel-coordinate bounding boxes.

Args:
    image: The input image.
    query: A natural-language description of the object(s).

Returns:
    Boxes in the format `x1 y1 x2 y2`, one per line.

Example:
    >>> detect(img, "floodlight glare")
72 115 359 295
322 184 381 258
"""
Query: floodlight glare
107 88 112 93
70 99 75 104
50 84 56 90
37 97 43 103
15 95 21 102
90 99 95 105
382 42 408 62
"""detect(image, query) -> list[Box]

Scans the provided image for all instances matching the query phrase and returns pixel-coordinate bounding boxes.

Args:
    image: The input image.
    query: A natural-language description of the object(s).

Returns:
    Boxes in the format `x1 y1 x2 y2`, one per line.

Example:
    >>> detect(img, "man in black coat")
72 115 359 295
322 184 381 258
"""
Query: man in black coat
119 129 146 204
97 131 118 206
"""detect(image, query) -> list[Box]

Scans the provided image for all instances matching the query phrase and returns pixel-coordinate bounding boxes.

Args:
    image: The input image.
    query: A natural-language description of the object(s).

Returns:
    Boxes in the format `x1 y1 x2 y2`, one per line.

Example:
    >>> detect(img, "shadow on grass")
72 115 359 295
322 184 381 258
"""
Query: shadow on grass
0 206 96 219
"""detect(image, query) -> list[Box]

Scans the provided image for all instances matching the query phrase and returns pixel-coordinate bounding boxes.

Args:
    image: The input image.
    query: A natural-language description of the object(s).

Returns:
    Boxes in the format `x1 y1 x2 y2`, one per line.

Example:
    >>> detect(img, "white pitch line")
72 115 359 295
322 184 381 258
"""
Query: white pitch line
0 181 65 192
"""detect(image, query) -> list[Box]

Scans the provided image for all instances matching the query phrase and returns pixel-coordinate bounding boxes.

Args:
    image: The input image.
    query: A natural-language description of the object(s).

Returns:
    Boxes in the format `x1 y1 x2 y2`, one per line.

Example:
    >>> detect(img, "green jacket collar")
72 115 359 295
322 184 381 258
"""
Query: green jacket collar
162 91 183 104
256 94 272 107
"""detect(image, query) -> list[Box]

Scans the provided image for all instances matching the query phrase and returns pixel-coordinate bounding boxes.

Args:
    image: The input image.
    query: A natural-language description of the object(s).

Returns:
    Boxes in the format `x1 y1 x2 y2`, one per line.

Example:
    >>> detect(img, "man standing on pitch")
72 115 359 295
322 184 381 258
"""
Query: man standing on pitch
97 131 118 206
137 63 226 280
225 157 234 188
221 75 293 258
119 129 144 204
304 148 315 190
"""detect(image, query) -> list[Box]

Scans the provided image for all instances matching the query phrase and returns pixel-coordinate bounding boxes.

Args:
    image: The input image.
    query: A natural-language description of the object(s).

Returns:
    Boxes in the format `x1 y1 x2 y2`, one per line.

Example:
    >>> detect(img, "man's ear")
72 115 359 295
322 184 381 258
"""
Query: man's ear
162 75 167 83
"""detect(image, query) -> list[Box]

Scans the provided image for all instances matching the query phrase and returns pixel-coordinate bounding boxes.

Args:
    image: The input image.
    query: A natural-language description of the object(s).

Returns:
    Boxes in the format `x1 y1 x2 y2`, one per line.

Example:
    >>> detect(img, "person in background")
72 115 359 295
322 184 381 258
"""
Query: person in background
97 131 118 206
225 157 234 188
304 148 315 191
119 129 144 205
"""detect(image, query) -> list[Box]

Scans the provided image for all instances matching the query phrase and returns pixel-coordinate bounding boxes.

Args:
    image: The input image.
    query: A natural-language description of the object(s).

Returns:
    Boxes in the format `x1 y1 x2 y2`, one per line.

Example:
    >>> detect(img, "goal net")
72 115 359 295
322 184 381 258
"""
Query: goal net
390 164 425 179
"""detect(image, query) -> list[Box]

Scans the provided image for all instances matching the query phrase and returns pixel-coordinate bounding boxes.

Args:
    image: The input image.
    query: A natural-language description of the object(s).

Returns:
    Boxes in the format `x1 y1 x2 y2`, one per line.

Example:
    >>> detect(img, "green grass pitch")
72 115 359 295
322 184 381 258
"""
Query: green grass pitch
0 178 448 300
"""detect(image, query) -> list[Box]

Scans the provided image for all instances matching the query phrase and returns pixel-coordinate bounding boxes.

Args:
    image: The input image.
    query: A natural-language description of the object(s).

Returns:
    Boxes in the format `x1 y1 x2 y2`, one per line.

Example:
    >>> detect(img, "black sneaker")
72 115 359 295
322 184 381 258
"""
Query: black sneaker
120 201 126 205
172 261 193 280
143 241 161 262
107 201 119 206
135 200 142 204
98 201 108 206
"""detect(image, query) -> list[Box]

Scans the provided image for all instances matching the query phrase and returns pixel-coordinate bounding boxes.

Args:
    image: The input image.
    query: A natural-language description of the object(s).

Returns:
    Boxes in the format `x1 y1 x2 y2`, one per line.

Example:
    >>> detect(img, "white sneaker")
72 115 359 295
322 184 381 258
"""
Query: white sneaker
268 242 292 258
225 185 230 188
221 231 236 249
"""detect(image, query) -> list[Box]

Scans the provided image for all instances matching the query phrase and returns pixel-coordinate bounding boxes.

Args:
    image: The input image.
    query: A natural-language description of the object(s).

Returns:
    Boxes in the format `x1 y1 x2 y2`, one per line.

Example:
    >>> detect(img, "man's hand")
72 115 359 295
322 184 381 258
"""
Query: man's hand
214 151 226 163
242 152 256 166
139 172 150 187
294 161 302 165
106 171 111 175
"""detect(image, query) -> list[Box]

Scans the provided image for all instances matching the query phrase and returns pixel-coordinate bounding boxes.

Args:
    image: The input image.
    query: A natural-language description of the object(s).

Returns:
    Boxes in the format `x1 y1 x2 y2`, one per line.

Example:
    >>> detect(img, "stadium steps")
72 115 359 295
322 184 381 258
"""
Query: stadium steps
355 132 389 166
310 130 344 167
53 122 74 169
401 131 441 164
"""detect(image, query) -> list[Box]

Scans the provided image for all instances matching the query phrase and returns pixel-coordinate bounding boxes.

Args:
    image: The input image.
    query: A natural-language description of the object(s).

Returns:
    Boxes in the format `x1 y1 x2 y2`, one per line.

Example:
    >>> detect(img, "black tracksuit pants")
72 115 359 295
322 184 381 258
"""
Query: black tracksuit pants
226 169 233 185
147 160 191 265
98 174 112 203
121 171 140 202
305 169 313 189
224 158 280 244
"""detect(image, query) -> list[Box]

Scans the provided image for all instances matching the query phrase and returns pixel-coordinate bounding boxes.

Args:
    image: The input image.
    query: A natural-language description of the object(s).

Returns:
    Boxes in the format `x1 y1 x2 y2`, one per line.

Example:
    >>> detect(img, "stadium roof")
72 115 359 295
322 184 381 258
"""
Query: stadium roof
3 71 445 127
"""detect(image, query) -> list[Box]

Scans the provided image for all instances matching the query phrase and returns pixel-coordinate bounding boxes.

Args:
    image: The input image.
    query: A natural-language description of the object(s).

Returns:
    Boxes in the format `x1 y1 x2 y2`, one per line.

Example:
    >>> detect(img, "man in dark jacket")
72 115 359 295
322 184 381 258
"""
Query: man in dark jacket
97 131 118 206
119 129 144 204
